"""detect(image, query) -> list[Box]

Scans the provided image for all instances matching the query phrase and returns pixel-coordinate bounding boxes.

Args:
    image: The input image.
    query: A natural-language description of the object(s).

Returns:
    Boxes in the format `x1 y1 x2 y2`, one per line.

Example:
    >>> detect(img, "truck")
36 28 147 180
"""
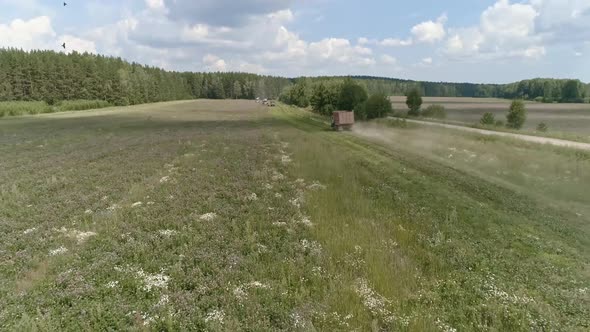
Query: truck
331 111 355 131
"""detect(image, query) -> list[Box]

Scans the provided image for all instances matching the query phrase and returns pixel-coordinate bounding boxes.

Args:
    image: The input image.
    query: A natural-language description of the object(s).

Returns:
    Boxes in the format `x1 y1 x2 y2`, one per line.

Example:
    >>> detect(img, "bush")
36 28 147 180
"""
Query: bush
356 93 393 120
480 112 495 126
537 122 548 132
337 78 368 111
495 120 504 127
506 100 527 129
422 104 446 119
406 88 422 116
58 100 111 111
534 96 543 103
0 101 50 116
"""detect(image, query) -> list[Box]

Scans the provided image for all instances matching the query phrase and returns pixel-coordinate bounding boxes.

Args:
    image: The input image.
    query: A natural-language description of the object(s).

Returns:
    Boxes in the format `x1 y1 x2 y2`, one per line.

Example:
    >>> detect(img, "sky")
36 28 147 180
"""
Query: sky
0 0 589 83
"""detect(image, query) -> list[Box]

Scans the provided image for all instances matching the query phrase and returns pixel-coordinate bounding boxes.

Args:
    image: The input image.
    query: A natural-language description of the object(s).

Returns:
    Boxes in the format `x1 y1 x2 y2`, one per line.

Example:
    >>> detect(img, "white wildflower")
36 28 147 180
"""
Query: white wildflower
147 201 155 206
23 228 37 235
264 183 273 190
307 182 327 190
160 176 170 183
106 281 119 288
275 193 283 198
355 278 395 323
84 209 93 214
300 239 323 256
158 229 177 237
271 172 285 181
289 197 301 208
234 286 247 300
157 294 170 306
72 231 97 244
136 269 170 292
107 204 120 211
246 193 258 201
435 318 457 332
281 155 292 164
131 202 143 208
272 222 287 227
49 246 68 256
297 216 313 227
205 309 225 324
199 212 217 221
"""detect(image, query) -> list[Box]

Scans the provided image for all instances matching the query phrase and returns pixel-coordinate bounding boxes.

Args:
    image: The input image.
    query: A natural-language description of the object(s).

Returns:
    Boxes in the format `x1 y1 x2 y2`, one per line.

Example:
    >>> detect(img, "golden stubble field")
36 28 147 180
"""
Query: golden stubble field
390 96 590 135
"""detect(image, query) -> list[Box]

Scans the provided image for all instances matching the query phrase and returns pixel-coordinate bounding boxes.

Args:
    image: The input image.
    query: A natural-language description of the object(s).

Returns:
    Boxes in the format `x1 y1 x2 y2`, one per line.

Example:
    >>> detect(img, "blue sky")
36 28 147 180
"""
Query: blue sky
1 0 589 83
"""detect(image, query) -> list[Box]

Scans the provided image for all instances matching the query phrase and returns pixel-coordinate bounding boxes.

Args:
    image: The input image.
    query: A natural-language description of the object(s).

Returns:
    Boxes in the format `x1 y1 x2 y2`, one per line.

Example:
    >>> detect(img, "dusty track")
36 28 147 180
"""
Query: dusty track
396 118 590 151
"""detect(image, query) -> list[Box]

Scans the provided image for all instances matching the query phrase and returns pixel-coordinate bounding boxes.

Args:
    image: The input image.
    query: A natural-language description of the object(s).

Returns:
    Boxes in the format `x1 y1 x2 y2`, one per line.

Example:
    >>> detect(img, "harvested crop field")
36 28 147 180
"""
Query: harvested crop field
1 100 588 331
390 96 590 136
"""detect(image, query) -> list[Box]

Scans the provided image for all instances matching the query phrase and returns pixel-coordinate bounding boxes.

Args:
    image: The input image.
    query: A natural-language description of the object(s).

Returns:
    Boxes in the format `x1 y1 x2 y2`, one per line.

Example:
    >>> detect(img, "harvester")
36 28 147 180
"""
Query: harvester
331 111 355 131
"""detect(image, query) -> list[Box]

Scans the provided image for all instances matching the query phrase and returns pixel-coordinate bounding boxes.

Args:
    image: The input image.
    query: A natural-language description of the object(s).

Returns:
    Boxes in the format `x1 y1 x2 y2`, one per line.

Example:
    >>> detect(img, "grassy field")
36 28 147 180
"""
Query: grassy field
390 96 590 138
1 100 588 331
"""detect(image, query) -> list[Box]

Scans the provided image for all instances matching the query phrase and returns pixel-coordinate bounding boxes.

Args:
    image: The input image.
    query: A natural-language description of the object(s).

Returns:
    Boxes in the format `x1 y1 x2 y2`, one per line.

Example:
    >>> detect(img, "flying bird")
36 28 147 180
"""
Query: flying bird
62 42 66 49
64 2 67 6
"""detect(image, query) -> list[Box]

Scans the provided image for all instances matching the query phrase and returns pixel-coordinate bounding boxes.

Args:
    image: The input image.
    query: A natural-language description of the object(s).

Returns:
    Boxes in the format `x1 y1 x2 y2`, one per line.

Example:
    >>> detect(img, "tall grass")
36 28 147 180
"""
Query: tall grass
0 101 51 117
0 100 111 118
57 100 111 112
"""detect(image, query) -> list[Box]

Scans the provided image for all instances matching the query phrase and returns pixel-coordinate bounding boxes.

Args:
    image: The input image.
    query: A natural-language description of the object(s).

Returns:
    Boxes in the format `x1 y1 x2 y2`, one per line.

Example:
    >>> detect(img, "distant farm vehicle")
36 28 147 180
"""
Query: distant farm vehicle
268 100 276 107
331 111 354 131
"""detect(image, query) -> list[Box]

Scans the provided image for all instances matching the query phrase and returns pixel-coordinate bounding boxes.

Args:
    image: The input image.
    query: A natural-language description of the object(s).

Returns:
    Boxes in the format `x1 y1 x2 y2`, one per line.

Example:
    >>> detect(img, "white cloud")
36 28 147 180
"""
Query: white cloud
574 51 583 57
145 0 166 11
0 16 55 50
411 14 447 43
203 54 227 71
443 1 544 60
60 35 97 54
380 55 397 65
422 57 433 65
380 38 413 47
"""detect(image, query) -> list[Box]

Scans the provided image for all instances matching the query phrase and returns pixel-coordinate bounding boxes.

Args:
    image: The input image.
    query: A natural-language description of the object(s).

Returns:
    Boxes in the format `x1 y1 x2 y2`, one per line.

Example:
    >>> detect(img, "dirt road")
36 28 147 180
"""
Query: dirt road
398 118 590 151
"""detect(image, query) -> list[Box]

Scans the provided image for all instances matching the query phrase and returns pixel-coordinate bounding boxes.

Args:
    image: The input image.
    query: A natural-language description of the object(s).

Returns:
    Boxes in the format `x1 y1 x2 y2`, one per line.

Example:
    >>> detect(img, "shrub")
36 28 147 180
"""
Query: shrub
57 100 111 112
356 93 393 120
534 96 543 103
406 88 422 116
506 100 527 129
537 122 548 132
422 104 446 119
337 78 368 111
480 112 495 126
495 120 504 127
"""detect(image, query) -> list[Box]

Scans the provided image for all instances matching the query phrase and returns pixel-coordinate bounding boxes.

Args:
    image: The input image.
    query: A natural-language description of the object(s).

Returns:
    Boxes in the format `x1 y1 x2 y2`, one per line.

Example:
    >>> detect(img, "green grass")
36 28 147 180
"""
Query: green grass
1 100 588 331
0 100 111 117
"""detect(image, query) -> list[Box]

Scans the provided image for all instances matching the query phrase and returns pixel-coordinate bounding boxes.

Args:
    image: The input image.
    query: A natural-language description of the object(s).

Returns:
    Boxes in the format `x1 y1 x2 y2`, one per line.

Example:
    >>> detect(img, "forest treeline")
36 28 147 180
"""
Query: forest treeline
0 48 588 106
0 48 290 105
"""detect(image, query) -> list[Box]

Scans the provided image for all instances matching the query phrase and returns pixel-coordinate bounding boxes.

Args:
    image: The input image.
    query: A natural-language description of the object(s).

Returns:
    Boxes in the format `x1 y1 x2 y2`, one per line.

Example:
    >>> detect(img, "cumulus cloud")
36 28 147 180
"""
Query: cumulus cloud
164 0 295 26
380 55 397 65
203 54 227 71
443 0 544 60
380 38 413 47
0 16 96 54
0 16 55 50
421 57 433 65
411 14 447 43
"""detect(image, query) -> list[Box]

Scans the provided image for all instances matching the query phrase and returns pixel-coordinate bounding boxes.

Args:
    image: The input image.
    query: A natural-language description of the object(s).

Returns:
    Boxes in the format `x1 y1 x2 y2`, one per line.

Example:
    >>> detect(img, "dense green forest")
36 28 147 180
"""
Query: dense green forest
0 48 291 105
0 48 588 108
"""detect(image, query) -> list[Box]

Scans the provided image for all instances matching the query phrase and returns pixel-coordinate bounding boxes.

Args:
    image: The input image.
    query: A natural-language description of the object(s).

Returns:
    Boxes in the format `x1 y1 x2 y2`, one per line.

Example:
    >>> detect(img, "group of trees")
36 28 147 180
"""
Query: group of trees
480 101 527 130
280 78 392 120
0 48 291 105
352 76 589 103
1 48 587 109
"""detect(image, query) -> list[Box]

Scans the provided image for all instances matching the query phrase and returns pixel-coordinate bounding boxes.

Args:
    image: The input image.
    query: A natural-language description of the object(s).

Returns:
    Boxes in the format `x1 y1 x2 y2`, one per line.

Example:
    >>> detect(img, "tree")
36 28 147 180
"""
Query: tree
356 93 393 120
506 100 527 129
422 104 446 119
406 88 422 116
561 80 582 102
337 78 368 111
310 82 338 116
480 112 495 125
